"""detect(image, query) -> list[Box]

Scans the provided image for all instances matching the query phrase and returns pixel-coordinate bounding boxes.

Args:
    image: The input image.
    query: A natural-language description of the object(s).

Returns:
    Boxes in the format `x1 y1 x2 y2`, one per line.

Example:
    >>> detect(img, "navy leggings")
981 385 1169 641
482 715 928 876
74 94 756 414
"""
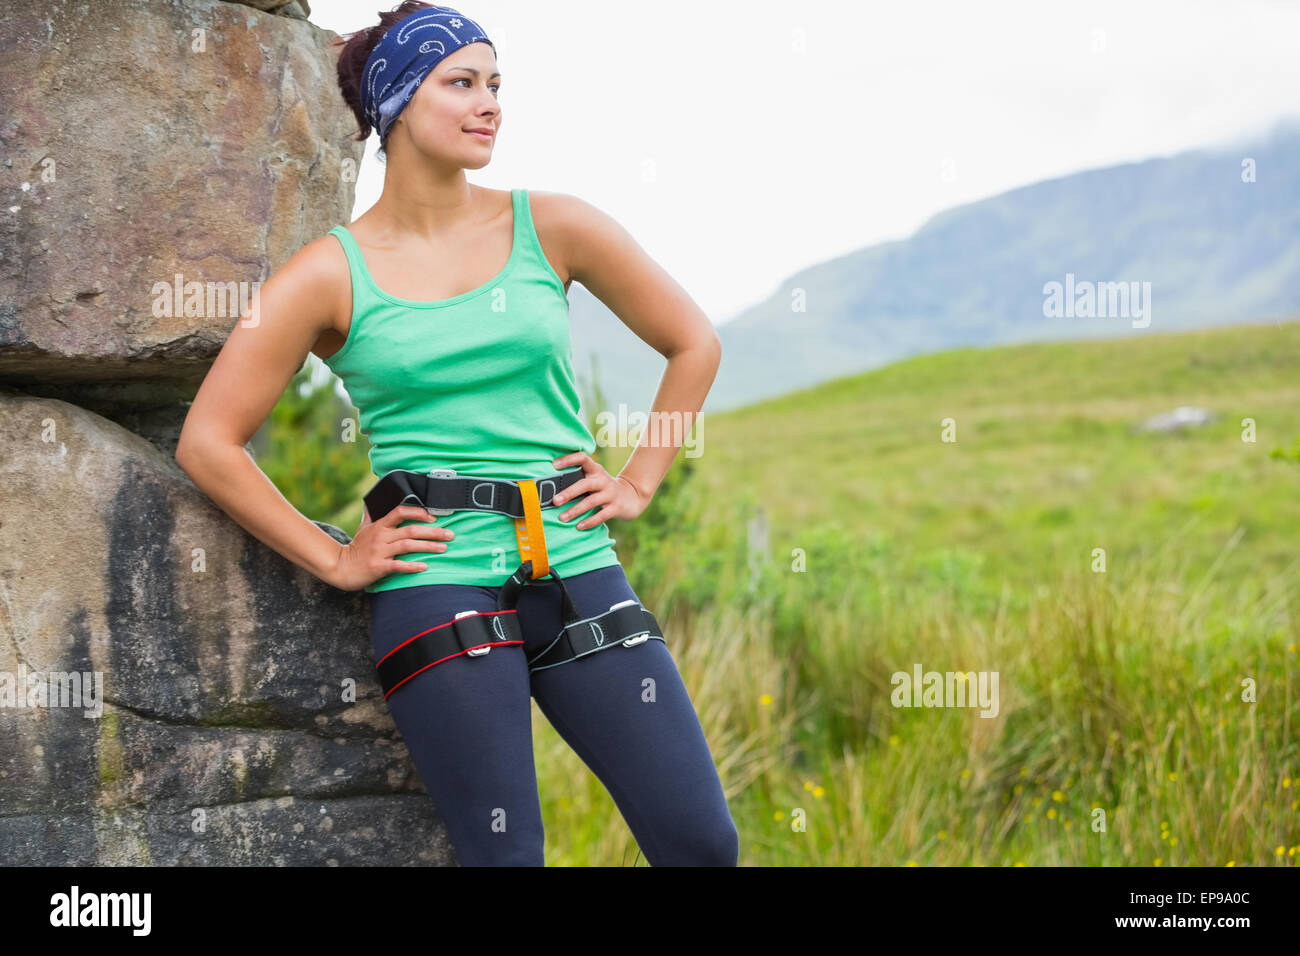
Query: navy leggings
368 563 740 866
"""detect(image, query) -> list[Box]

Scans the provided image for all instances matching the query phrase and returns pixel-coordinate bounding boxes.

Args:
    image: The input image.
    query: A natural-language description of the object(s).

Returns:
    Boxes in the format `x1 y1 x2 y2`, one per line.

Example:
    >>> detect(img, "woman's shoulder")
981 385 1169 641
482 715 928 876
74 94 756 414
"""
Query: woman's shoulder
521 189 612 260
522 186 583 219
294 226 356 291
516 189 590 291
523 188 619 236
274 228 354 349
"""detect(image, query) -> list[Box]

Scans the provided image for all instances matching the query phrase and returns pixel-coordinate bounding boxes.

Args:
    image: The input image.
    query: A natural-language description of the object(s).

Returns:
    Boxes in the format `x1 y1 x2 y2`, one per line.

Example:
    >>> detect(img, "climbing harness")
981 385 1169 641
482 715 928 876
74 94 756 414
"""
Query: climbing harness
366 467 665 698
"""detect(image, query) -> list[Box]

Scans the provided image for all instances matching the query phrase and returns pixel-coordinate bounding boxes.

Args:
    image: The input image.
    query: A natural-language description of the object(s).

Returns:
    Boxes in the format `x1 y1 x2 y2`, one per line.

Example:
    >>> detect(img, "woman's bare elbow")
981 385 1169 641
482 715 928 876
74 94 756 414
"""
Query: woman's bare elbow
174 422 204 472
697 333 722 364
174 413 225 472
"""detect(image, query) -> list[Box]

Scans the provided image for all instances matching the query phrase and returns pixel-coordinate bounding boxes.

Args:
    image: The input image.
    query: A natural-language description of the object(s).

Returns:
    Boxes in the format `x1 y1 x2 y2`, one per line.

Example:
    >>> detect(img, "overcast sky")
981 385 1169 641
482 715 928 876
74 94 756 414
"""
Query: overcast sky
305 0 1300 326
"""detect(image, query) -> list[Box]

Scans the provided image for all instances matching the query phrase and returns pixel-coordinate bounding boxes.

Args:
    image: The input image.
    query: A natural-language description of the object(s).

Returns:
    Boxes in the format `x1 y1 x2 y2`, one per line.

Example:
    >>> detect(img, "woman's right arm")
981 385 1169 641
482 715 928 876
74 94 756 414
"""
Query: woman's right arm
172 236 452 591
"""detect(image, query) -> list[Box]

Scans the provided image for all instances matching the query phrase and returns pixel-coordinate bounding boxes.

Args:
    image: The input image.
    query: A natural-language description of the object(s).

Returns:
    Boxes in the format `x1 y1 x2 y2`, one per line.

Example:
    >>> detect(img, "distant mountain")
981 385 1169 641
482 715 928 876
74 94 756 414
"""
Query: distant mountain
568 118 1300 418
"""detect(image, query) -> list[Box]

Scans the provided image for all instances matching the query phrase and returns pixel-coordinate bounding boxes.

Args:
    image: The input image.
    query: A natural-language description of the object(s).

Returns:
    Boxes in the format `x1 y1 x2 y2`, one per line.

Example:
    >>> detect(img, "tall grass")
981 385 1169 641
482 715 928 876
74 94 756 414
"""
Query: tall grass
535 499 1297 865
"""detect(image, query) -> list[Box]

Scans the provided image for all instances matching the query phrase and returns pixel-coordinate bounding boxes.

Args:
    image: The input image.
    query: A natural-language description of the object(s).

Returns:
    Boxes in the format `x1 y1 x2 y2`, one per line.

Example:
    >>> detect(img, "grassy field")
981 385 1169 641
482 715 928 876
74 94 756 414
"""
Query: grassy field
532 318 1300 865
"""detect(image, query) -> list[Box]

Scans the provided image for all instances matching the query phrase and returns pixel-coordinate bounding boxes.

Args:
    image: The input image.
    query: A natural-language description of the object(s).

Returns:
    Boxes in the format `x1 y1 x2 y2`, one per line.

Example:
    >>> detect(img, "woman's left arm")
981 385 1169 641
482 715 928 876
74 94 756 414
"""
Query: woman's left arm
539 191 721 507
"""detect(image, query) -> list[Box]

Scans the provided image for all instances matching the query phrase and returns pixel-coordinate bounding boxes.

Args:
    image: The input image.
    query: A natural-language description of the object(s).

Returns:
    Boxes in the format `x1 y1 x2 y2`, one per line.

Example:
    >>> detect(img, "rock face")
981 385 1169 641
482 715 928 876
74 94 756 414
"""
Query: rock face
0 1 459 865
0 0 350 455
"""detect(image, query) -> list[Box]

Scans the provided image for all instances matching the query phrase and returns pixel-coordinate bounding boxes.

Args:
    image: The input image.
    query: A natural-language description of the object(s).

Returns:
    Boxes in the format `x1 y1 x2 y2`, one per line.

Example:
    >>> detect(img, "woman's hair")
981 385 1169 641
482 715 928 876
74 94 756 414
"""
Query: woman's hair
335 1 438 161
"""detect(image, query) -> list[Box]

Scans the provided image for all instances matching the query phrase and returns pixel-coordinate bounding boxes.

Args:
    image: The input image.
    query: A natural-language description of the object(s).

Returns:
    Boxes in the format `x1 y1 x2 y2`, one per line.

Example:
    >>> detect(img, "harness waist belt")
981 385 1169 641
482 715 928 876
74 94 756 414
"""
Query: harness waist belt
364 467 585 522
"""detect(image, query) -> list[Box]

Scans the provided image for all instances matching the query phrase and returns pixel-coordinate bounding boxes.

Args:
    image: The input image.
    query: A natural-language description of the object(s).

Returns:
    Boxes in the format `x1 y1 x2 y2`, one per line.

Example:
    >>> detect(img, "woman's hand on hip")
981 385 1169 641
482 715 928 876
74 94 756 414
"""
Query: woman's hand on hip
551 451 648 529
327 504 454 591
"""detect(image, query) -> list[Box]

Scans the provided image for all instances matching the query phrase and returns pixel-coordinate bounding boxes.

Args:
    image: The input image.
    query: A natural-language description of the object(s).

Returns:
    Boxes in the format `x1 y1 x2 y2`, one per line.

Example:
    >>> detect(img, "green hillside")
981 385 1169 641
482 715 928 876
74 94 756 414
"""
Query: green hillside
703 317 1300 605
534 319 1300 866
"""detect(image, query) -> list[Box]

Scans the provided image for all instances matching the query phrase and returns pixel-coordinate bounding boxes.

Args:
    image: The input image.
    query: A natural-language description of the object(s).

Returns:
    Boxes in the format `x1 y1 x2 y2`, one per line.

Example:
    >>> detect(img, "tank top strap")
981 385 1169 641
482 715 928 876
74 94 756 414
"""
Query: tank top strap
511 187 568 296
328 223 388 329
327 225 365 286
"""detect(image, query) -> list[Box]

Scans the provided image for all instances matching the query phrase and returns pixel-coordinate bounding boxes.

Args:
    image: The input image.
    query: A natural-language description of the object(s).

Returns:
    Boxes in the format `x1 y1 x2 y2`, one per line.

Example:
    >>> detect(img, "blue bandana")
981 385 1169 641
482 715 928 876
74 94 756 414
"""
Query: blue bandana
360 5 496 145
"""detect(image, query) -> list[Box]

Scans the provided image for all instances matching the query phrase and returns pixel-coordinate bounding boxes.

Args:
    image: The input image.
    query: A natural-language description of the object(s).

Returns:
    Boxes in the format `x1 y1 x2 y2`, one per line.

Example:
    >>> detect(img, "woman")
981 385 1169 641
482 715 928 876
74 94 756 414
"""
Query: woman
175 1 735 867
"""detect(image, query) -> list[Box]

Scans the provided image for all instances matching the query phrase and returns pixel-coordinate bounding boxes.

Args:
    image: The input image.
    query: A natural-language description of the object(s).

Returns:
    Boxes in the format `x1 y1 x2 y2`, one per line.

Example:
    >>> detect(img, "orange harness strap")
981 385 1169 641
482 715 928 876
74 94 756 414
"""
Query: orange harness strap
513 479 549 579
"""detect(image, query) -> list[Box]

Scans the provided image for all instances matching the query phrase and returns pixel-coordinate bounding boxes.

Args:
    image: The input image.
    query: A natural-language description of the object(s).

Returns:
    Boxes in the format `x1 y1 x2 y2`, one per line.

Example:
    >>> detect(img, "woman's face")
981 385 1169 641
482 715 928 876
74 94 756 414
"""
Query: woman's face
391 41 501 168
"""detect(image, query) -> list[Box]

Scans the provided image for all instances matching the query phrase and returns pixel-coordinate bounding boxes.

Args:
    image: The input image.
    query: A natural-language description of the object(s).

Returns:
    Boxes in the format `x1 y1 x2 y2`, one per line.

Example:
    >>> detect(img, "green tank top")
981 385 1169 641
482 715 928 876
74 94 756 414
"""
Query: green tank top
323 187 621 592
